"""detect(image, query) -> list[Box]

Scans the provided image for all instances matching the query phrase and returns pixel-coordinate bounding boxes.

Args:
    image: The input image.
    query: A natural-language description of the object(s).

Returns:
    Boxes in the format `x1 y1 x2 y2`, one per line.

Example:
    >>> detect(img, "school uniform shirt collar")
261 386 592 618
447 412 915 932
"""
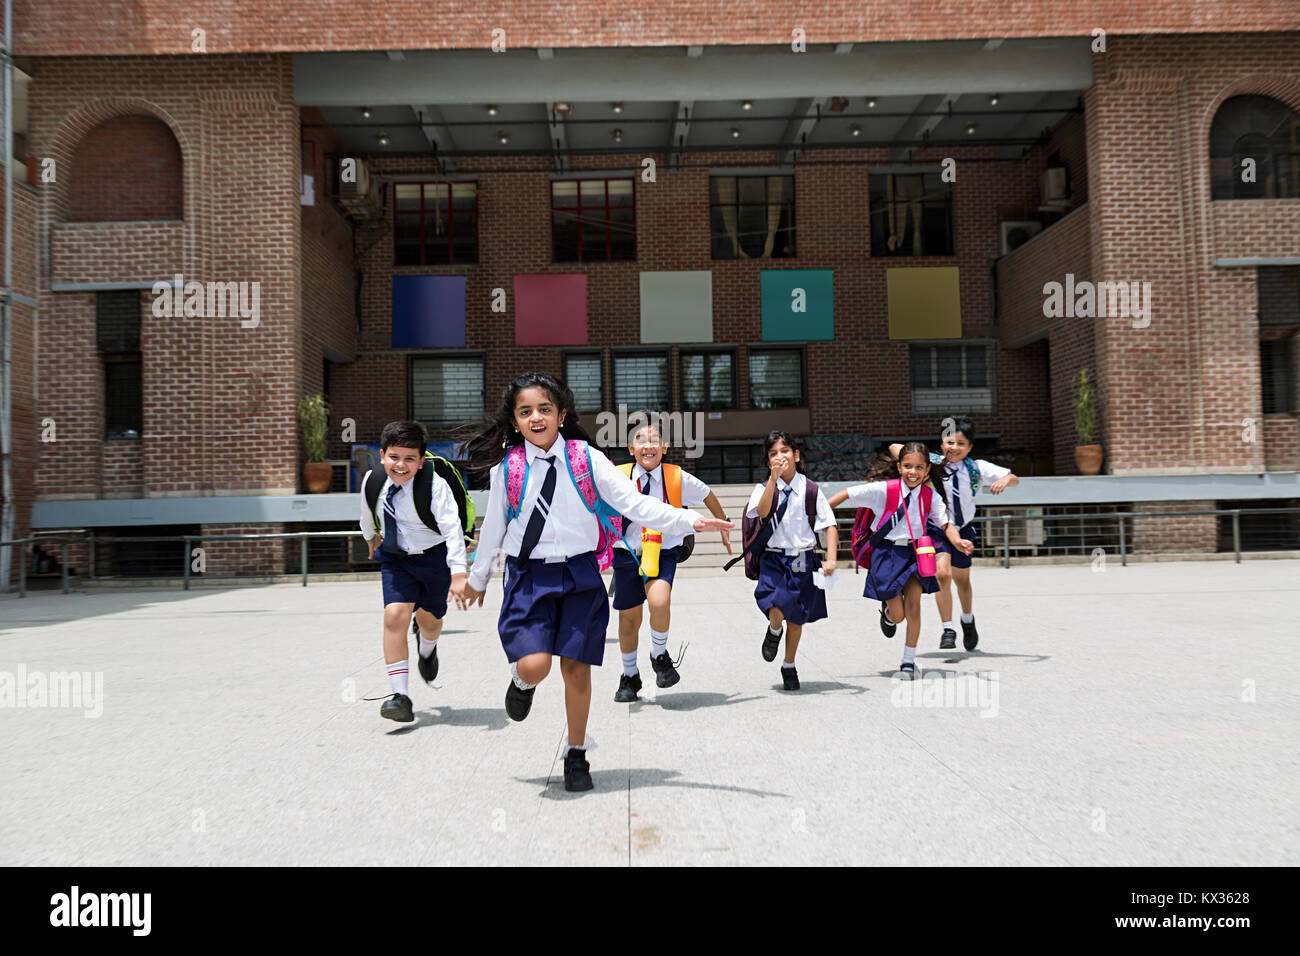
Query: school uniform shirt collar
776 473 802 496
632 462 661 486
524 437 564 463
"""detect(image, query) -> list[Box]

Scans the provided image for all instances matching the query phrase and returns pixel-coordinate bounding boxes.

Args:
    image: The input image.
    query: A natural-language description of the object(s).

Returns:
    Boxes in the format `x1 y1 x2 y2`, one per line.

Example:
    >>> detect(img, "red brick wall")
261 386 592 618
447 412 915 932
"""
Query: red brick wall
66 114 182 222
332 144 1054 466
50 221 183 286
1085 32 1300 475
14 1 1300 55
29 55 303 501
198 523 286 575
1263 414 1300 470
1131 500 1218 553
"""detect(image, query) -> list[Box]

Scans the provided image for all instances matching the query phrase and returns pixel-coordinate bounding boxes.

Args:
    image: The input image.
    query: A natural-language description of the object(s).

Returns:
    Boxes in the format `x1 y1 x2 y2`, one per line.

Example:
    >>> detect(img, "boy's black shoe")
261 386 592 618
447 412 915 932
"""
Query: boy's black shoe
564 748 593 792
879 603 897 638
762 625 782 662
781 666 800 691
379 693 414 722
650 652 681 688
897 661 918 681
417 644 439 684
939 628 957 650
614 672 642 702
962 617 979 651
505 679 536 721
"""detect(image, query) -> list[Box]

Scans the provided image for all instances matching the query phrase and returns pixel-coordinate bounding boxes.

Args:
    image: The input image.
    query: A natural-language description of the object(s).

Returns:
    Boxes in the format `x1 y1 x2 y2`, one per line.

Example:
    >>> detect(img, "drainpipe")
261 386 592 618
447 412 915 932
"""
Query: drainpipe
1 0 14 590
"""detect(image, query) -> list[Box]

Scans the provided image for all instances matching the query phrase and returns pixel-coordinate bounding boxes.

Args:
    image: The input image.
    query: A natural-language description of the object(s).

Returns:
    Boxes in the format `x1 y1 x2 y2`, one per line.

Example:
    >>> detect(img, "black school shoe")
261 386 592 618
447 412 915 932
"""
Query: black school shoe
650 652 681 688
897 661 918 681
379 693 414 722
781 666 800 691
505 679 537 721
564 748 594 792
762 625 782 662
614 672 642 703
939 628 957 650
417 644 439 684
962 617 980 651
879 603 898 639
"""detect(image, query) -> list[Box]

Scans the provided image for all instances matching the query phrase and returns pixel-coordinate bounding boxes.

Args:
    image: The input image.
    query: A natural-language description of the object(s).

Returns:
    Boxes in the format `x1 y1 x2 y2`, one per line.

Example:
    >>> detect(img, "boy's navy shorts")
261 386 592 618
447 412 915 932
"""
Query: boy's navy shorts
378 542 451 618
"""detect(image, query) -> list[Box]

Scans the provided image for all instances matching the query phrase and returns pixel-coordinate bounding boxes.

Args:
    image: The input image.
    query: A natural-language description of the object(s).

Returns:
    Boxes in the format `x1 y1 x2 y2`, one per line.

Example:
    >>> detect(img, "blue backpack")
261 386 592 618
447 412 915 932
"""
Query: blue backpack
930 453 981 496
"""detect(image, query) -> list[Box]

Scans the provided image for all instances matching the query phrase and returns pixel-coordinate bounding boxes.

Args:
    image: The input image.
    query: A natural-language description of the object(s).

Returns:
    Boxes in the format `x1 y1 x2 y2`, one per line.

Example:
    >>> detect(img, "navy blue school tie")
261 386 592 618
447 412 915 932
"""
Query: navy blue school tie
774 486 792 523
381 483 401 554
948 469 964 527
640 474 651 495
517 456 557 561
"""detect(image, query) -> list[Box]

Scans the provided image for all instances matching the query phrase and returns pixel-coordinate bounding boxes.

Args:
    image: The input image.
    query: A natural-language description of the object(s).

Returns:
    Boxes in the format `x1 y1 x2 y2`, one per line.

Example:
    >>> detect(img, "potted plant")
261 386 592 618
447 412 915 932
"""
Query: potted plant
1072 368 1103 475
299 394 333 493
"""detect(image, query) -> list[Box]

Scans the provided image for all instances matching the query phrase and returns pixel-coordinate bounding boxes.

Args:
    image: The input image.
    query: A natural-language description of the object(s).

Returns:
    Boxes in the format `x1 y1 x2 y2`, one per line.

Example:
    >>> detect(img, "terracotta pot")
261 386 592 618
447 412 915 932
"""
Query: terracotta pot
303 461 332 493
1074 444 1103 476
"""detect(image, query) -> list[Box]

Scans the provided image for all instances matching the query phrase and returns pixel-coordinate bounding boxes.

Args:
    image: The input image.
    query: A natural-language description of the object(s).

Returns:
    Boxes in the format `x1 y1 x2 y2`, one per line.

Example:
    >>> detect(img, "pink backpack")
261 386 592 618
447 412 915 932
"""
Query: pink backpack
505 440 624 571
849 479 933 573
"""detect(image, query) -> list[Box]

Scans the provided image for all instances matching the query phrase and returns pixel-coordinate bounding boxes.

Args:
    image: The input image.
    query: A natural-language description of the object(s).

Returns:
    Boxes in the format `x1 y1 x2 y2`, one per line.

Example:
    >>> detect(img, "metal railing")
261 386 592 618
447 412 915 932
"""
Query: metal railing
2 507 1298 596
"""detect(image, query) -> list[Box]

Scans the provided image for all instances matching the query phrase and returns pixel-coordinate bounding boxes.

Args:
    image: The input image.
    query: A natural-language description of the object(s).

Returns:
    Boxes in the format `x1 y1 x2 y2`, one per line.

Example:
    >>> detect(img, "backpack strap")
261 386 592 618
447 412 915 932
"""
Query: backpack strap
919 484 933 524
564 439 625 541
617 462 634 480
409 455 441 536
965 458 981 497
663 463 683 508
362 467 384 535
504 445 529 523
874 478 901 534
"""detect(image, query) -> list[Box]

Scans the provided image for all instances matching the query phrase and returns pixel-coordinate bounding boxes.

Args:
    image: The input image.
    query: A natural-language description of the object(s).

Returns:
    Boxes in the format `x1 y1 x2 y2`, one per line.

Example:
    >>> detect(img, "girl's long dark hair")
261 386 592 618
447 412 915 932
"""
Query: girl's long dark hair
863 441 949 512
458 371 593 473
763 429 805 474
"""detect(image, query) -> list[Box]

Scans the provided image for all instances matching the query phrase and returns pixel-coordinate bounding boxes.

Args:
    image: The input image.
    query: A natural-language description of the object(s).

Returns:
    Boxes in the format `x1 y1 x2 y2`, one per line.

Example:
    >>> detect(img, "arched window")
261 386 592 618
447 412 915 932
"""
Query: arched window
1209 95 1300 200
68 114 183 221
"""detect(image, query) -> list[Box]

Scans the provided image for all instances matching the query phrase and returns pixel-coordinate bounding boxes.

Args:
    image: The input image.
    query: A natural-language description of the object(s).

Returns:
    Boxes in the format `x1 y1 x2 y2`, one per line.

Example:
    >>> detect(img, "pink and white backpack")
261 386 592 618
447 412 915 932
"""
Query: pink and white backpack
504 440 624 571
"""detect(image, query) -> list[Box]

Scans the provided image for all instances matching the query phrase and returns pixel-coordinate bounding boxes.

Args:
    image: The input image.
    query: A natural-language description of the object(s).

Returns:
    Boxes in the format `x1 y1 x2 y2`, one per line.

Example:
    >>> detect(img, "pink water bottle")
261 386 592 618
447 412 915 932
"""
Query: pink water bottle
915 536 938 577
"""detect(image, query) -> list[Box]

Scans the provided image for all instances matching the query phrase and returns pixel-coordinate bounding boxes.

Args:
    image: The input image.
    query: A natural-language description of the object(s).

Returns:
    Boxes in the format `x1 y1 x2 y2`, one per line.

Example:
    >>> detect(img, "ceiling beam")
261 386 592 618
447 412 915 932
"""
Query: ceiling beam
547 105 570 173
412 104 458 170
781 96 826 166
669 101 692 171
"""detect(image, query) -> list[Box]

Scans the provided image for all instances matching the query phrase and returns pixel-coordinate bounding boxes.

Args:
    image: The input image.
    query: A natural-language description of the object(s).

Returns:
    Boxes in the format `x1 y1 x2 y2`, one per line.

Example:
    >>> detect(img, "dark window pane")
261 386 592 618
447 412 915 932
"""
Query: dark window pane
910 347 932 388
411 359 484 423
738 177 765 204
965 347 988 388
1259 266 1300 326
395 184 421 212
708 353 733 407
105 359 143 438
97 290 141 353
614 354 669 409
710 207 737 259
552 180 579 208
395 215 422 265
581 217 608 261
1210 95 1300 200
609 207 635 260
554 211 580 261
738 206 766 257
451 182 476 210
608 179 634 207
749 350 802 408
935 346 963 387
1261 338 1294 414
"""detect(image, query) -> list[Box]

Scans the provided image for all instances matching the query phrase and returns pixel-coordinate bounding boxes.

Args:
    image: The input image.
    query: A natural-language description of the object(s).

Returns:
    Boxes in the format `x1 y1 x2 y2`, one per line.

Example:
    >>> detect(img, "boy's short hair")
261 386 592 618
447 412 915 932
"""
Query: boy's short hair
380 420 427 453
944 416 976 444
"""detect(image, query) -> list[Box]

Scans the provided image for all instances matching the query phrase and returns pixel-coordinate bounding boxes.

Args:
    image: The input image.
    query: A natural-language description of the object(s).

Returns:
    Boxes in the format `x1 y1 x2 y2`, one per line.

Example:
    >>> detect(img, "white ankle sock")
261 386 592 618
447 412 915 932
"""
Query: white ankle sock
781 660 796 670
650 628 668 658
961 612 974 624
418 634 438 659
510 661 536 690
902 646 916 666
387 660 409 696
942 620 954 632
768 623 782 636
621 651 639 677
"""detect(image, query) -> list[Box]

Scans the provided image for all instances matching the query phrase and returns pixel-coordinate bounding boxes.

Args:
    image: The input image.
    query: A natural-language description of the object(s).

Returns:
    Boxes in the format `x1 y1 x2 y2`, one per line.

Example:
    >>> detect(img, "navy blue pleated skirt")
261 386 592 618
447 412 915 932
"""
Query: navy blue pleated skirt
498 552 610 665
754 550 827 625
863 541 939 601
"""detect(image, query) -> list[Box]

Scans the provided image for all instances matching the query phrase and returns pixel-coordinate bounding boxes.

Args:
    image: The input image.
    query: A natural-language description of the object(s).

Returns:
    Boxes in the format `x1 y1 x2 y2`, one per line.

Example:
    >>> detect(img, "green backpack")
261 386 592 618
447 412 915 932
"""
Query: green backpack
363 450 476 548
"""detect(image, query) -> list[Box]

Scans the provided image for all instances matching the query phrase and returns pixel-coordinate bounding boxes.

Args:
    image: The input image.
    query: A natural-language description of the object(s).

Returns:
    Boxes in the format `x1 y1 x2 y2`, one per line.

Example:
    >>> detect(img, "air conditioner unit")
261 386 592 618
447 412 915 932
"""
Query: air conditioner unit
1041 167 1069 204
337 158 371 200
999 221 1042 255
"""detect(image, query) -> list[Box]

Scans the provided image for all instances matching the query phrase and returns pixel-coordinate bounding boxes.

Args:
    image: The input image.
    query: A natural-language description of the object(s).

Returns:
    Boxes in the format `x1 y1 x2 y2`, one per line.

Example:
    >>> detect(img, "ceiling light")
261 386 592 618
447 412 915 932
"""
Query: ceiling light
552 102 574 115
850 124 861 137
486 104 499 116
741 100 753 111
866 98 877 108
361 106 372 119
989 94 1000 106
612 128 623 143
377 133 390 146
612 102 623 113
730 127 741 139
498 131 509 144
965 123 977 135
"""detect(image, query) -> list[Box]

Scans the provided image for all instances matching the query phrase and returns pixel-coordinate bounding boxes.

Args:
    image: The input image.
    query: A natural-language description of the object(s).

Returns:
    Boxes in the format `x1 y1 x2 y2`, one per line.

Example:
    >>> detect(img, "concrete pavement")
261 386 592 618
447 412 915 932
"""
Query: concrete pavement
1 559 1296 866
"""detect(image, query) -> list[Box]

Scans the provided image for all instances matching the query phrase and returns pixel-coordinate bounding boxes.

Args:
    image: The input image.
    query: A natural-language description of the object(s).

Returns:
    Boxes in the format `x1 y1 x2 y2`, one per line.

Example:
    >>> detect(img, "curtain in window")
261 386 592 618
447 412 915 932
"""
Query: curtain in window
716 177 742 258
886 175 926 255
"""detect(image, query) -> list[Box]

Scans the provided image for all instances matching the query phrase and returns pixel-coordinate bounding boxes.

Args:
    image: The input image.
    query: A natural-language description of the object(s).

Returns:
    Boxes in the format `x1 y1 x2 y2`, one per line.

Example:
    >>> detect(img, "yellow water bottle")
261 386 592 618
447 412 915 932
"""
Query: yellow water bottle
640 527 662 578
